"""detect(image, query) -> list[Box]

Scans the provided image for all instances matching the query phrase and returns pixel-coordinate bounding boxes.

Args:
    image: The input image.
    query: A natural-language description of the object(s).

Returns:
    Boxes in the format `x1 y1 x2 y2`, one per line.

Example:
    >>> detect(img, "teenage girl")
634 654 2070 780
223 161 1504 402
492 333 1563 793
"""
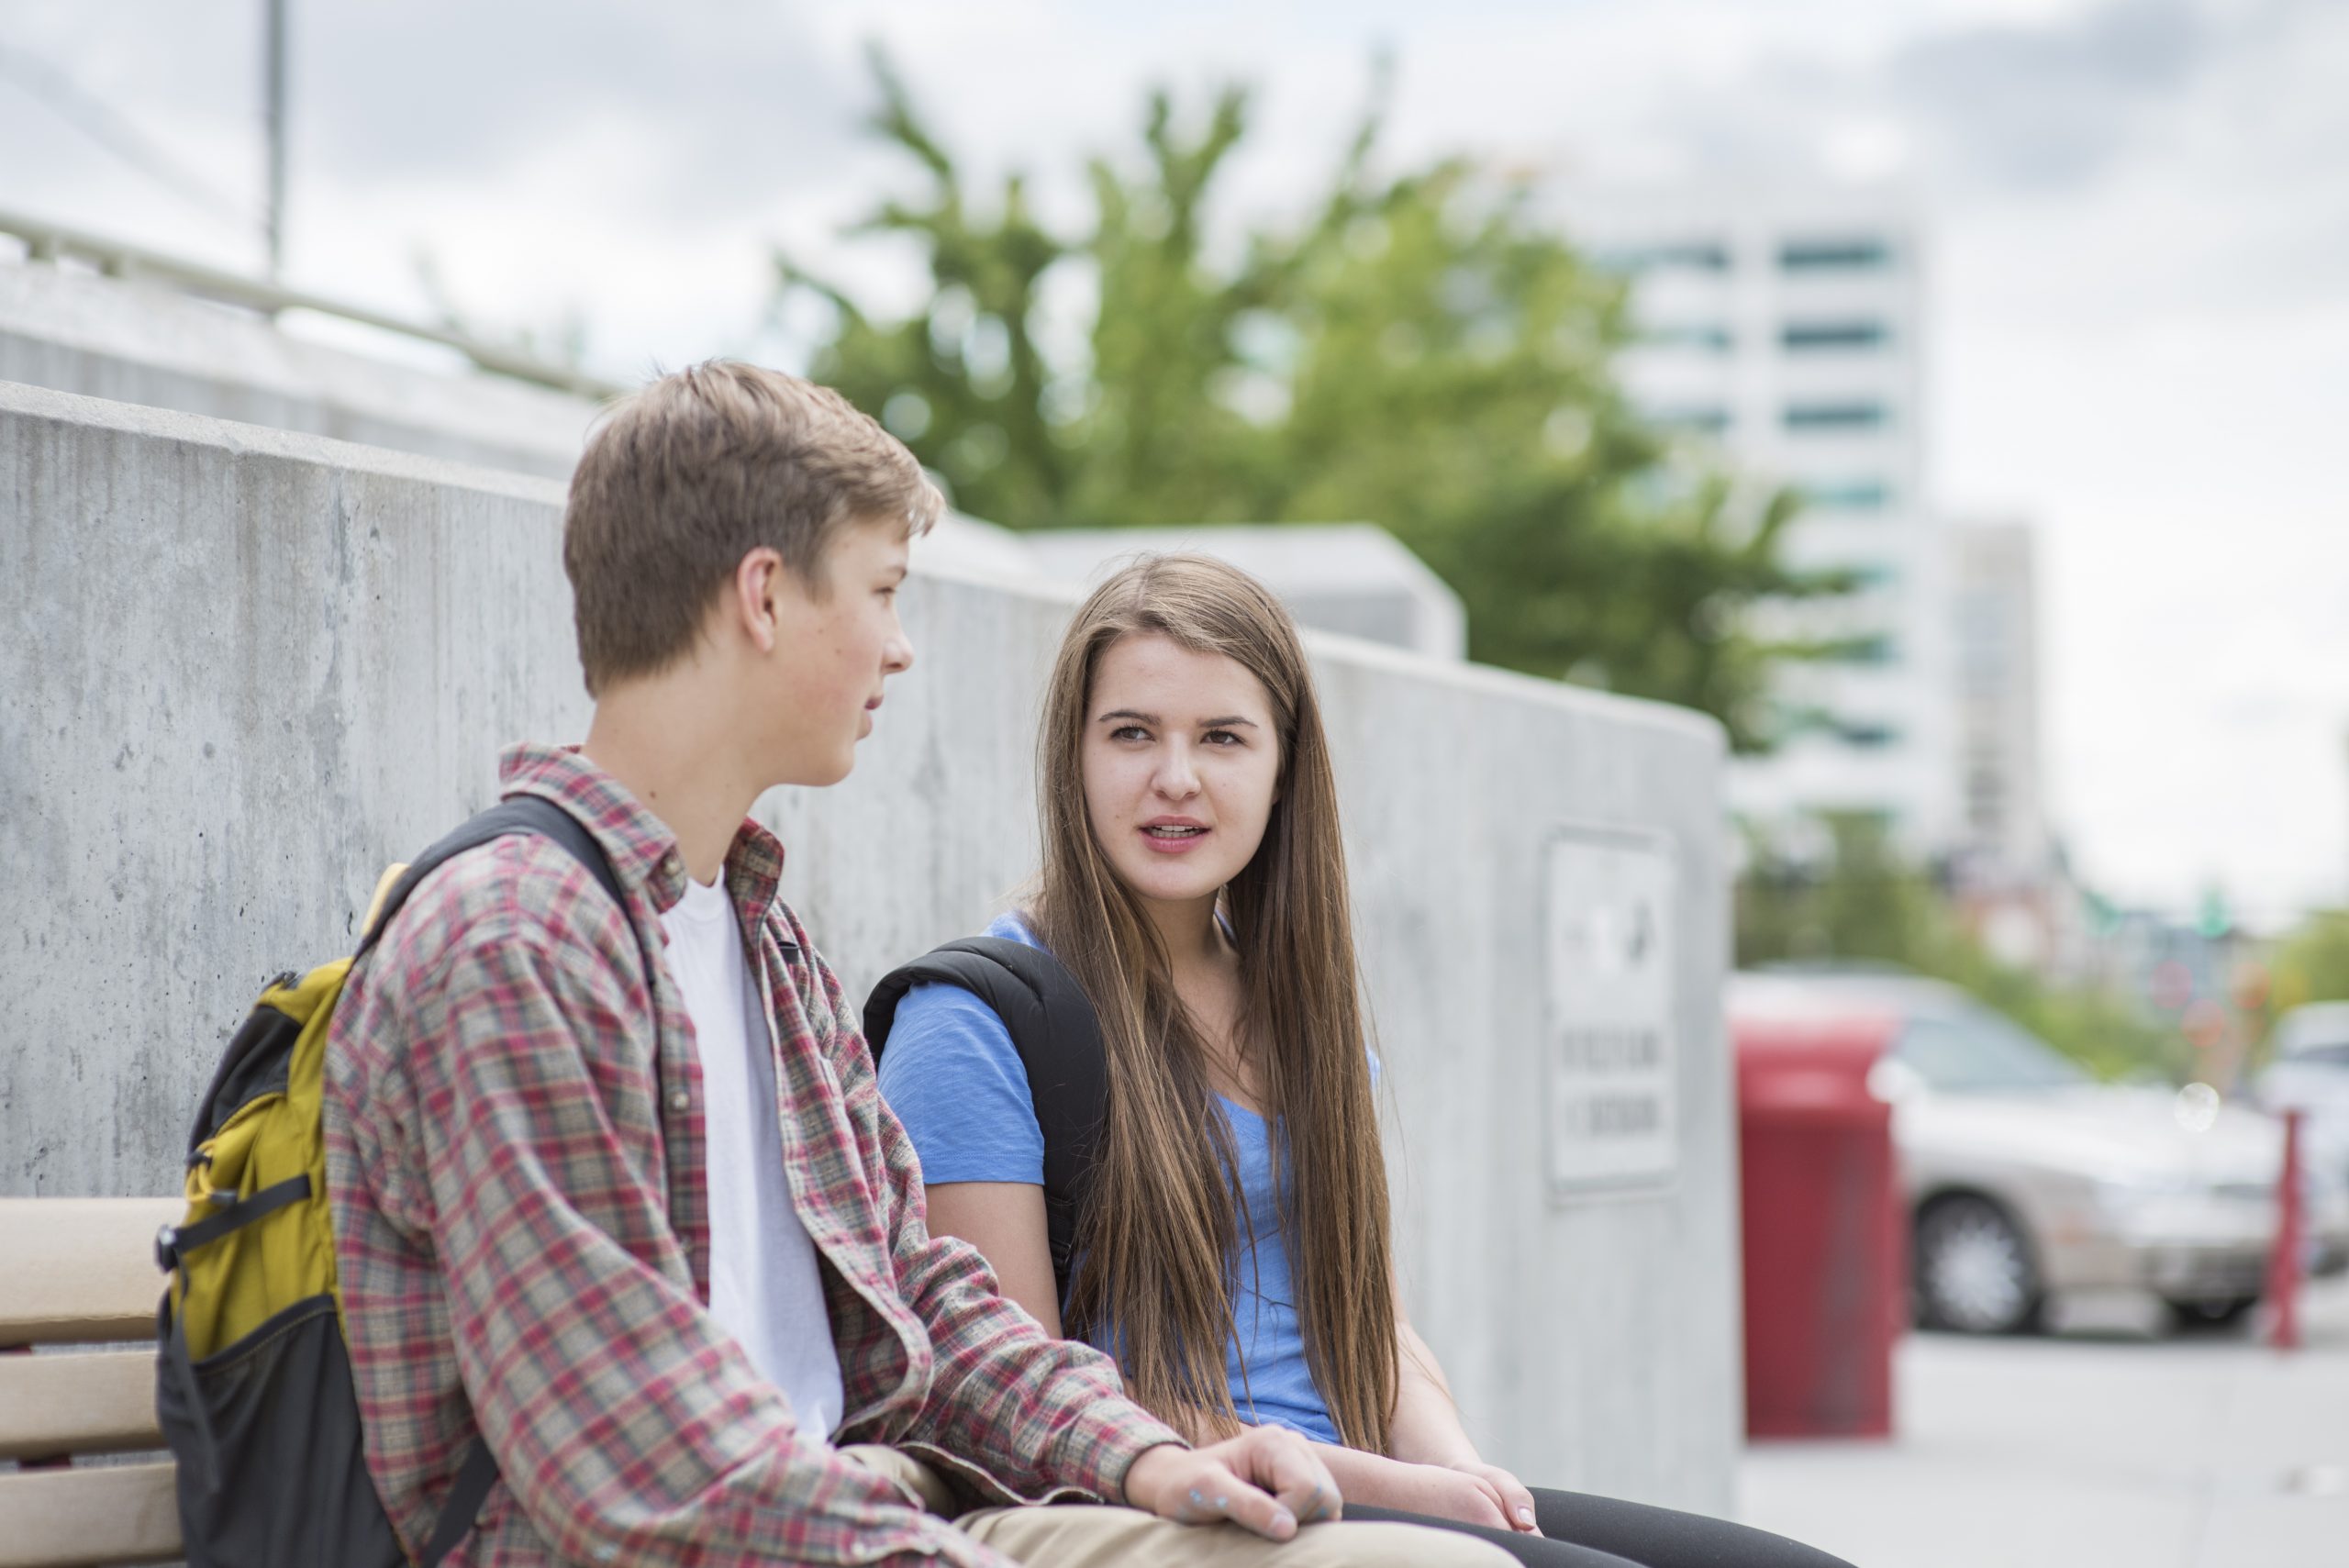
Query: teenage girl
875 555 1852 1568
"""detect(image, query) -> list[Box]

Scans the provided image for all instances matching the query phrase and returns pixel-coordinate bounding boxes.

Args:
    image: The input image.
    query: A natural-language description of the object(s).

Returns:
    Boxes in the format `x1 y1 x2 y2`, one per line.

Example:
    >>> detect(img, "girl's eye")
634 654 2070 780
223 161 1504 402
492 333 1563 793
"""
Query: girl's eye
1203 729 1242 746
1110 725 1151 742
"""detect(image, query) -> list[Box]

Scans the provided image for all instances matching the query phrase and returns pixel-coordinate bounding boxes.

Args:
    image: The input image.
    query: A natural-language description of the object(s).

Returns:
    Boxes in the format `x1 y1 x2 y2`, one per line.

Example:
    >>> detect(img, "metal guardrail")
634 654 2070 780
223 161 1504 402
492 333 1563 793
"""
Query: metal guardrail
0 206 626 401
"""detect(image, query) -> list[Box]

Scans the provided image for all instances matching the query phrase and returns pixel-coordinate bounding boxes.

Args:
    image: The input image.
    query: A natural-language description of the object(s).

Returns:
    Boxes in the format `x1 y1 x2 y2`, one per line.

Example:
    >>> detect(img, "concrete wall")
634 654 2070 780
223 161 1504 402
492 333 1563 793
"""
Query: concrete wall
1024 524 1470 661
0 380 1739 1512
0 261 596 478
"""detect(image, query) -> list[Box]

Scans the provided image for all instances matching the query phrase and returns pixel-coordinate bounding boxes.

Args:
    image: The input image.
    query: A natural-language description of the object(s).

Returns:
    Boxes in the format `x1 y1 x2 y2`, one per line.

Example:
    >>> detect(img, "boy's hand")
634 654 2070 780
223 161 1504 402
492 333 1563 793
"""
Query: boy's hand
1122 1429 1341 1540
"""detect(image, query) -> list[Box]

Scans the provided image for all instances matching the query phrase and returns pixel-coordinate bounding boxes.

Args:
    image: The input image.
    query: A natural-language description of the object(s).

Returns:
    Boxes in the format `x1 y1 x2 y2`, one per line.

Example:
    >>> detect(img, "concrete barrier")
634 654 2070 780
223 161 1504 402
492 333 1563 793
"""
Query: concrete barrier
0 379 1738 1512
0 261 596 478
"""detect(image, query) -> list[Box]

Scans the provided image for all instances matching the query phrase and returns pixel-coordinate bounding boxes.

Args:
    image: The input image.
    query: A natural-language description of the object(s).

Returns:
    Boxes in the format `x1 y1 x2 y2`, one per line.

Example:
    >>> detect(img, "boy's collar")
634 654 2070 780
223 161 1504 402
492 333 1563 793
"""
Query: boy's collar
495 742 788 929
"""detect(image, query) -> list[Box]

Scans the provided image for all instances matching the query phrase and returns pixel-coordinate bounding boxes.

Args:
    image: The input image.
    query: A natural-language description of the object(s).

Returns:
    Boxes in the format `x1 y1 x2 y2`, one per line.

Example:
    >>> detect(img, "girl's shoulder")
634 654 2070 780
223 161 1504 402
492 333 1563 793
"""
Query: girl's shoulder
982 907 1049 953
881 910 1046 1068
877 917 1052 1176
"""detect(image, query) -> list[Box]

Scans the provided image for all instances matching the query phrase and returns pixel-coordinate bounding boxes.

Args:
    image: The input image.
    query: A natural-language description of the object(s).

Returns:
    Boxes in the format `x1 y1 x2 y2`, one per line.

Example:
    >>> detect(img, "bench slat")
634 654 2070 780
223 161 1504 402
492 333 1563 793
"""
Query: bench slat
0 1463 182 1567
0 1199 180 1346
0 1351 162 1461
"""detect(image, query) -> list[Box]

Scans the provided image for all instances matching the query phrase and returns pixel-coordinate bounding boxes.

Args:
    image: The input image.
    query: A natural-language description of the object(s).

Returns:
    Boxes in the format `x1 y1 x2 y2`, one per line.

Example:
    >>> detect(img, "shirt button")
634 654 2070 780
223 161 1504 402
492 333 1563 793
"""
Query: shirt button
595 1546 618 1563
668 1089 691 1112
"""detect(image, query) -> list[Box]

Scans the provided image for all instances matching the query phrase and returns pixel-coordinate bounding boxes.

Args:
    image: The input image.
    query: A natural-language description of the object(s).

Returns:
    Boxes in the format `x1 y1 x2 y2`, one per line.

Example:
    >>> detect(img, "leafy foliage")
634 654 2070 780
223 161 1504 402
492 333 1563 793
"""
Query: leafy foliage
2262 910 2349 1028
776 52 1852 750
1738 813 2190 1082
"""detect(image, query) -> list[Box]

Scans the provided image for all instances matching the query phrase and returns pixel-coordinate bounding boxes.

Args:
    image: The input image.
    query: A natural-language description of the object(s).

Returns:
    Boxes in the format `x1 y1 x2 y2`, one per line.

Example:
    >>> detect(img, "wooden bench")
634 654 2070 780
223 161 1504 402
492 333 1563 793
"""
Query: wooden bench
0 1198 185 1568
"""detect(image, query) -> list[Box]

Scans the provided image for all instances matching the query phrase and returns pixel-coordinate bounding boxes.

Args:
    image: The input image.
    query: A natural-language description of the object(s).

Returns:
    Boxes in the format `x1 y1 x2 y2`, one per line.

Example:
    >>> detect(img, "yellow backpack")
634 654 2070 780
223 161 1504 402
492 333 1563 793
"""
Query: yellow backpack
154 796 634 1568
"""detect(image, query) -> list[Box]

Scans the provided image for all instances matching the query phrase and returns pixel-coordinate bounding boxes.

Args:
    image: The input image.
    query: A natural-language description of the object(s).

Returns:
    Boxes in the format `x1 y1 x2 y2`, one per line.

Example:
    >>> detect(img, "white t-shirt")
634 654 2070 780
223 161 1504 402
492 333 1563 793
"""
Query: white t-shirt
659 873 843 1440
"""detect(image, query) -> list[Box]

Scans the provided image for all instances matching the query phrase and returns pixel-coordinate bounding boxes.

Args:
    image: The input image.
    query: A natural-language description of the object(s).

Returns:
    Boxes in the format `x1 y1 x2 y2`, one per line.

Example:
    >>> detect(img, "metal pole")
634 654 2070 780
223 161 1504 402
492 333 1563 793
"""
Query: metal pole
2267 1106 2305 1351
264 0 286 279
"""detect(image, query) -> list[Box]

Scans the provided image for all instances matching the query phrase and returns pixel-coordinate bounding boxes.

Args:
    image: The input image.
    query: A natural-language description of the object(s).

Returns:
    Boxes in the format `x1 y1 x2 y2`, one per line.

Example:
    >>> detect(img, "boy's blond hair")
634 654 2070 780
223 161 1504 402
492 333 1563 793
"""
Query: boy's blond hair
562 361 940 695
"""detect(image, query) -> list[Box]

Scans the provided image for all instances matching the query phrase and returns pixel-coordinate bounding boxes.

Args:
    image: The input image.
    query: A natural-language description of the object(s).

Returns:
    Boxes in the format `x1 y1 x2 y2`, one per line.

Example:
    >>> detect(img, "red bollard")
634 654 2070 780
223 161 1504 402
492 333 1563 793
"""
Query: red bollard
2267 1107 2305 1351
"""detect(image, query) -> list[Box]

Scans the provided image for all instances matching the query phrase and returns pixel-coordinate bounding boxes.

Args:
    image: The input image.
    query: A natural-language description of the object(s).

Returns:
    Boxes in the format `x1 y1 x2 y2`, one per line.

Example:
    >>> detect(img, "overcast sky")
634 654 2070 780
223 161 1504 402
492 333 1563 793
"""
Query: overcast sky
6 0 2345 925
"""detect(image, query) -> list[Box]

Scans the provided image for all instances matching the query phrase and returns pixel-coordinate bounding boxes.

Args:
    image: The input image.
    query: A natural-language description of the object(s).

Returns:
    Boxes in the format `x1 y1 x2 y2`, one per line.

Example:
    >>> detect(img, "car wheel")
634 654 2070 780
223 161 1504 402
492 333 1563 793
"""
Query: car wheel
2165 1294 2259 1331
1916 1195 2043 1335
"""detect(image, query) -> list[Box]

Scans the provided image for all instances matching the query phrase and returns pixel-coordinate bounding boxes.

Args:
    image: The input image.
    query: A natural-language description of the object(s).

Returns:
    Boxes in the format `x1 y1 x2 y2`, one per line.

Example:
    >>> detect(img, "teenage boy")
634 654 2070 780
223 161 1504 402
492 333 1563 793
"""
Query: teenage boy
322 362 1505 1568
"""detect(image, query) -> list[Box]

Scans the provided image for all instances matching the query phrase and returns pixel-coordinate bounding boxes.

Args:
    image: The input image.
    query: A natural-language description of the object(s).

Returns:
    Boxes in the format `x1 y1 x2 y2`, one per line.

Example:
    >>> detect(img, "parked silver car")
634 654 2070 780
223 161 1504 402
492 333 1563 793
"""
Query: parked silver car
1731 971 2349 1335
2254 1001 2349 1189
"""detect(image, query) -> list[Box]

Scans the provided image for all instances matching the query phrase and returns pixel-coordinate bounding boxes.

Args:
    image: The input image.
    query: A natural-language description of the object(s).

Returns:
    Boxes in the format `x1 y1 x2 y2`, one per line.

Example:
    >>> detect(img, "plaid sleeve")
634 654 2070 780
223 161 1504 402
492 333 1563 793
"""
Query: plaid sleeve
801 940 1187 1501
395 856 1016 1568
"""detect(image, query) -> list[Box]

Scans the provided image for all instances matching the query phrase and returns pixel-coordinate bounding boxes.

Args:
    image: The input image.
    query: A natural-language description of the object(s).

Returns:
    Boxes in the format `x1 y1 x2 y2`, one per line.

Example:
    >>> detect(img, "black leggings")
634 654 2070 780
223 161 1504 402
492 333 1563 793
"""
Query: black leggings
1346 1486 1854 1568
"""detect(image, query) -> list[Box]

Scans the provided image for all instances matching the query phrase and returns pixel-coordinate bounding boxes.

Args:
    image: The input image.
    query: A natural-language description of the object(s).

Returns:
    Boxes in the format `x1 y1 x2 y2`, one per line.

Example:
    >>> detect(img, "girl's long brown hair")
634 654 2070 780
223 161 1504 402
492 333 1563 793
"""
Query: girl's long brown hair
1030 553 1396 1451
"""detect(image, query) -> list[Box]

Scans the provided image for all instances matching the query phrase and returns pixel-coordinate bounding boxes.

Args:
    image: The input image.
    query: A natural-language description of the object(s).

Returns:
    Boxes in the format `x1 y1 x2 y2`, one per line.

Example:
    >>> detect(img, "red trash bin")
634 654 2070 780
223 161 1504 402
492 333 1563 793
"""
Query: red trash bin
1731 1006 1905 1439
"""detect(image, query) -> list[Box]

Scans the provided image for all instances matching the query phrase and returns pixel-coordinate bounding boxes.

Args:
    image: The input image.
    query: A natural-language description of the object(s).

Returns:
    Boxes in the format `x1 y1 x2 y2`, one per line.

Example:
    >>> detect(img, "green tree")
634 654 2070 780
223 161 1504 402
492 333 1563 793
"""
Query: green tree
1736 813 1943 965
1738 815 2189 1082
776 53 1849 751
2264 909 2349 1024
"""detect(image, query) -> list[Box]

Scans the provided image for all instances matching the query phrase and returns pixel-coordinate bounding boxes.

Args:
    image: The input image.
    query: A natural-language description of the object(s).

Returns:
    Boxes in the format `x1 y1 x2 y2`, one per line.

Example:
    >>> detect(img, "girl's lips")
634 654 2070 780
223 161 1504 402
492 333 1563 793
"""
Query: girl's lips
1140 825 1210 854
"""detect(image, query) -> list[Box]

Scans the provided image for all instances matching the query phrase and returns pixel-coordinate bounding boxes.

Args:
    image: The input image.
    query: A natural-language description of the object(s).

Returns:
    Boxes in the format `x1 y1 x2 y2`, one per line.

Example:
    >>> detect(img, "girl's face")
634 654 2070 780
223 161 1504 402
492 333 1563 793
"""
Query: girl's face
1081 631 1283 917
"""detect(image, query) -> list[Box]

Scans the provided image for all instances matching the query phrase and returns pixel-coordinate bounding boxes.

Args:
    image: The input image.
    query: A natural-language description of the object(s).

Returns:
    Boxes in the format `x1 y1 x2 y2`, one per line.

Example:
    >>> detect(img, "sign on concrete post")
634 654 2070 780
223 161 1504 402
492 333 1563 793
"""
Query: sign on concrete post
1543 827 1678 1196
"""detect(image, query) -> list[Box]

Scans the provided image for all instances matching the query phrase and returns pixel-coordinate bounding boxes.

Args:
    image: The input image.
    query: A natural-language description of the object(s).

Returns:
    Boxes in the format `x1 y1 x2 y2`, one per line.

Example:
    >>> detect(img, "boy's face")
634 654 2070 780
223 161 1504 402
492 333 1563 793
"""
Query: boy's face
762 515 915 786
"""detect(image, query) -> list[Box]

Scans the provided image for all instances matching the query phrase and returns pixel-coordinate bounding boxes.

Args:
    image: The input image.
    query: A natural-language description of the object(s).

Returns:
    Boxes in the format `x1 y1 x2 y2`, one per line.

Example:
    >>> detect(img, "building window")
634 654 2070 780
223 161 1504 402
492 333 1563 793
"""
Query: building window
1779 238 1891 271
1781 320 1887 350
1652 406 1731 436
1785 402 1888 431
1641 322 1734 351
1839 720 1901 749
1599 240 1731 273
1802 479 1892 510
1828 635 1898 667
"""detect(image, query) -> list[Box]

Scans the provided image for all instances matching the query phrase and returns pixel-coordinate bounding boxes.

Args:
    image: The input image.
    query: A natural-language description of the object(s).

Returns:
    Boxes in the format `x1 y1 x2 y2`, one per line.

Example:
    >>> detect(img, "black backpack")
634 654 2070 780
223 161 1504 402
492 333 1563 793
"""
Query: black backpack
863 937 1108 1307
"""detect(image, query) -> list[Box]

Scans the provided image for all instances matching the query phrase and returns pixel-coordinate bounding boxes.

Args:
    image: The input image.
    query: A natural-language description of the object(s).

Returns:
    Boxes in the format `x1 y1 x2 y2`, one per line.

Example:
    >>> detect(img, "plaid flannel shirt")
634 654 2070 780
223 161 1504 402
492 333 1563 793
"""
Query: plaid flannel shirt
322 743 1182 1567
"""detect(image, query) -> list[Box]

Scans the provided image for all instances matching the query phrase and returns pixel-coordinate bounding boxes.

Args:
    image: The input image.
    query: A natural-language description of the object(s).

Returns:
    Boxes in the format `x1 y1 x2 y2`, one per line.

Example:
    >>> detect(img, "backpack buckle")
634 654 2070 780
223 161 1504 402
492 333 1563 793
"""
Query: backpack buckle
153 1223 180 1274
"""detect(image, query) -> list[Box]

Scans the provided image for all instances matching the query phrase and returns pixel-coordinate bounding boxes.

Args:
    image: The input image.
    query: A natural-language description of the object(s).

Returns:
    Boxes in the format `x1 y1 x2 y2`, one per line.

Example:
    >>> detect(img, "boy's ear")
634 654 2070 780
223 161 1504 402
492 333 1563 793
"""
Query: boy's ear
734 547 788 655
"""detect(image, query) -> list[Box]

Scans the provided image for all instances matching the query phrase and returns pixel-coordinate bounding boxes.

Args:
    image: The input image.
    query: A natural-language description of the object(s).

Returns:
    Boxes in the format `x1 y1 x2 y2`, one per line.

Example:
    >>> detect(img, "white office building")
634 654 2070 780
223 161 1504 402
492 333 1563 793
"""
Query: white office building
1949 519 2050 888
1543 182 1958 859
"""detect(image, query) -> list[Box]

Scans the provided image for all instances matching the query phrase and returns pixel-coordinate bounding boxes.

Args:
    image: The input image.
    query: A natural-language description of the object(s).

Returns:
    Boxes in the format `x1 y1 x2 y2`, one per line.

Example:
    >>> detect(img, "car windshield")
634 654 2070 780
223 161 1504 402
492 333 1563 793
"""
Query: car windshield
2282 1043 2349 1069
1896 1009 2090 1093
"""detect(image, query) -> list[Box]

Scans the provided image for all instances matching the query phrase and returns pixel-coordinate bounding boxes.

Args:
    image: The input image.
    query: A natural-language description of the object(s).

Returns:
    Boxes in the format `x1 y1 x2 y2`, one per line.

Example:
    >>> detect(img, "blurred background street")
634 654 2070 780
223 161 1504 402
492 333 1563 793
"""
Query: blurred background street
6 4 2349 1564
1742 1277 2349 1568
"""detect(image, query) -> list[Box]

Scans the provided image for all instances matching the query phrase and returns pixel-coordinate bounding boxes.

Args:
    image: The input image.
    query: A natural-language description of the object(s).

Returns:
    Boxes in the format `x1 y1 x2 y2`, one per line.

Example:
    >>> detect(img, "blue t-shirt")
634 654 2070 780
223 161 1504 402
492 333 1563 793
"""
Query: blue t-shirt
876 911 1342 1446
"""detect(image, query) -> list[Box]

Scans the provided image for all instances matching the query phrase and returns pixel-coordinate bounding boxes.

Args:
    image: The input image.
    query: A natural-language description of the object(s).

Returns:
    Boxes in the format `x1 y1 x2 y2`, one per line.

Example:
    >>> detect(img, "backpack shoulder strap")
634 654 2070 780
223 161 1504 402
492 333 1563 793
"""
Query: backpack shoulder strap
350 794 642 1567
356 795 629 962
865 937 1108 1307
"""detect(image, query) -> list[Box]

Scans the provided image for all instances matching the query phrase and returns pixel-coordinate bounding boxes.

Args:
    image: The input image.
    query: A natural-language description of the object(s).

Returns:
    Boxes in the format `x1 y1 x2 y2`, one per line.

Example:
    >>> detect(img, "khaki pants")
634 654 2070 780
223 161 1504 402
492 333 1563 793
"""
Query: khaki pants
846 1446 1515 1568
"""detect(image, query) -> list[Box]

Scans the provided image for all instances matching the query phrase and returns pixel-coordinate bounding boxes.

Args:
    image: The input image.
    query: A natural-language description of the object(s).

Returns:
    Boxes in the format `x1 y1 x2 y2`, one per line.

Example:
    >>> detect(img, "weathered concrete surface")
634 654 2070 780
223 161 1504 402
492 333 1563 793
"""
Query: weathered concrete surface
1024 523 1470 660
0 380 1738 1513
0 261 596 477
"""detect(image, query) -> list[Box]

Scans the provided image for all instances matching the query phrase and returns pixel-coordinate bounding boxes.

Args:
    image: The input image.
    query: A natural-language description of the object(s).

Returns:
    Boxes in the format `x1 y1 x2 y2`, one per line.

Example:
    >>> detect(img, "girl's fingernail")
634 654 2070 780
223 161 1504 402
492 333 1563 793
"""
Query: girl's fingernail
1272 1508 1297 1532
1517 1507 1536 1528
